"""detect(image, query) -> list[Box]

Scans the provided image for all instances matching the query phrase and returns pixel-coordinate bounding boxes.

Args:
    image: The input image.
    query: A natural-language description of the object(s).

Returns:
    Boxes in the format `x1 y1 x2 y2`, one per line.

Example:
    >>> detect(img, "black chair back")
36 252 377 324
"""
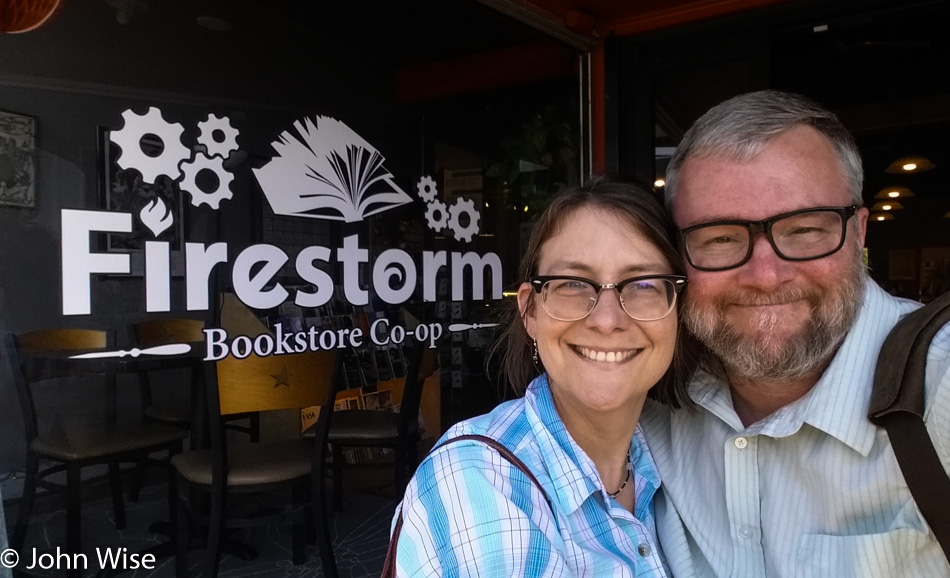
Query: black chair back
396 343 435 438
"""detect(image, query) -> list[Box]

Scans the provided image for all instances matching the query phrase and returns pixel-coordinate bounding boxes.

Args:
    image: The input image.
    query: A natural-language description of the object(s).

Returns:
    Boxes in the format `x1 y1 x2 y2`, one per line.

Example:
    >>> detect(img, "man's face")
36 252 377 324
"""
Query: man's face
673 125 869 382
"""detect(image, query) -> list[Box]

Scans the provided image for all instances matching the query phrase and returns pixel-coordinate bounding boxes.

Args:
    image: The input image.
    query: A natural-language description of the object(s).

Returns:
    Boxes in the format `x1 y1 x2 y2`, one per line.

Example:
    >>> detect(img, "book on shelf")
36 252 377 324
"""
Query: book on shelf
374 348 394 381
341 351 363 390
355 349 378 386
360 389 394 412
390 346 407 378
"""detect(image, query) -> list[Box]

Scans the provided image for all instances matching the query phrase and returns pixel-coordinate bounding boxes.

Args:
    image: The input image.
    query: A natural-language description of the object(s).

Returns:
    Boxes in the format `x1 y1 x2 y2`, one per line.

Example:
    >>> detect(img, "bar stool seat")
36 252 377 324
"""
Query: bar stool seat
32 423 187 461
171 439 312 486
4 329 186 578
172 350 343 578
327 344 437 511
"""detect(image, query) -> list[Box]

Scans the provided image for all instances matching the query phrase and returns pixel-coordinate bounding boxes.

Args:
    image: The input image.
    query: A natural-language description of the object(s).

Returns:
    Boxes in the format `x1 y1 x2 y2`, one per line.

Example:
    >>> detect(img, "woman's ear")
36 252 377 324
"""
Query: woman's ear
517 282 536 340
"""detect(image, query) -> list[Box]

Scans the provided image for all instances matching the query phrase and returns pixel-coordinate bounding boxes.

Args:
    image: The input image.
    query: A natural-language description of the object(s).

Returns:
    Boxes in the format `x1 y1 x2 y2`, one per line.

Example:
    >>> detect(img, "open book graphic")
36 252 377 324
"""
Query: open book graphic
253 116 412 222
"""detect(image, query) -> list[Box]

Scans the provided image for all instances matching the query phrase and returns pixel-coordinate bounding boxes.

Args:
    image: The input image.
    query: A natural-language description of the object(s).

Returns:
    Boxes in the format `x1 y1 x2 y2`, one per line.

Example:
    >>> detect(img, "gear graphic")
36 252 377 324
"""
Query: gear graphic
425 200 450 232
110 107 190 184
197 113 240 159
447 197 480 243
179 152 234 209
416 175 438 203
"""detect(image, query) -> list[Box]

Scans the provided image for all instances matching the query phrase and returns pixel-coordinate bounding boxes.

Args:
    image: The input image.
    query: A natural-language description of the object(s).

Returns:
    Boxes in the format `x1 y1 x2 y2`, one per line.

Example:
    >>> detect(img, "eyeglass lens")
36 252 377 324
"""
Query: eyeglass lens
539 278 677 321
683 209 847 271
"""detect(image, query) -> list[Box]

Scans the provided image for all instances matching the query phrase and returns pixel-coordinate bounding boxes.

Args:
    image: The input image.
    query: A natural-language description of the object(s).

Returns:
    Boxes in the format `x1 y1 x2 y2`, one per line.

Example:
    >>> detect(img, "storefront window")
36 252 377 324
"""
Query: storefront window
0 2 584 486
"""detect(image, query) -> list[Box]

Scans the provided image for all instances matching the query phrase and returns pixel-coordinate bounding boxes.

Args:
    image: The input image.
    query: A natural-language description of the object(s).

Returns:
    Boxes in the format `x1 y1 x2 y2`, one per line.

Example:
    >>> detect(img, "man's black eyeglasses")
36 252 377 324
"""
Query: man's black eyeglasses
679 205 858 272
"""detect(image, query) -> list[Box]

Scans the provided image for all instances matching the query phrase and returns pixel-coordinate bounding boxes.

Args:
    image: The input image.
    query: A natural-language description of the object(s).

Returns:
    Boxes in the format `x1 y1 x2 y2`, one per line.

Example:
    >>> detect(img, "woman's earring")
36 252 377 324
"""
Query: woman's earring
532 340 542 371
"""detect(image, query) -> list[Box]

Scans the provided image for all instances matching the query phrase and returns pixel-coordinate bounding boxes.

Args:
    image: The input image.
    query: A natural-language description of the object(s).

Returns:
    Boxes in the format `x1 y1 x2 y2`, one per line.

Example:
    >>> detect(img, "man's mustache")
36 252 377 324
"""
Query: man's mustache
707 287 819 309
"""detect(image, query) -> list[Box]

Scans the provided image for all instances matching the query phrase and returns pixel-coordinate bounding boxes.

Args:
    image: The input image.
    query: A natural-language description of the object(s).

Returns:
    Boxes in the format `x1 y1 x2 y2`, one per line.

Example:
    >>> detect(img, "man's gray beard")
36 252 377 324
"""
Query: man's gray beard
683 245 866 383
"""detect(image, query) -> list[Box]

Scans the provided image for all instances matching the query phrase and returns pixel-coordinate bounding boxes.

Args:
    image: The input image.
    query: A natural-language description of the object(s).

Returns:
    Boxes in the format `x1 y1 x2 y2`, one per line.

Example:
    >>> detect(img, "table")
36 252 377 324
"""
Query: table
20 342 257 576
23 343 208 446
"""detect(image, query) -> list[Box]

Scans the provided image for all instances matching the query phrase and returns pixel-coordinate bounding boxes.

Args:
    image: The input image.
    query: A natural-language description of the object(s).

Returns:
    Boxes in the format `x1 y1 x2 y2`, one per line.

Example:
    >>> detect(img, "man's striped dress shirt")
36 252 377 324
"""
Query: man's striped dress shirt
641 280 950 577
393 373 671 577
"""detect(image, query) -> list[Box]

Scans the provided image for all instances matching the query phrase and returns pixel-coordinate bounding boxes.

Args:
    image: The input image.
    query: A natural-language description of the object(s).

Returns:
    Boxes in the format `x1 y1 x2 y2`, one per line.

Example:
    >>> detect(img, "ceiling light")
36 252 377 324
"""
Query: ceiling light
886 156 936 174
654 178 666 188
871 212 895 221
875 187 914 199
871 201 904 211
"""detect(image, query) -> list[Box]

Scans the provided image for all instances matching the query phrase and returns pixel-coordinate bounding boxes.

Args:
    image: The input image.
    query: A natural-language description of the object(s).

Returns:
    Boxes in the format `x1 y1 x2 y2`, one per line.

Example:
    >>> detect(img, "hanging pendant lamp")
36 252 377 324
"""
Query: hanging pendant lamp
870 201 905 212
885 156 936 174
0 0 64 33
875 186 915 199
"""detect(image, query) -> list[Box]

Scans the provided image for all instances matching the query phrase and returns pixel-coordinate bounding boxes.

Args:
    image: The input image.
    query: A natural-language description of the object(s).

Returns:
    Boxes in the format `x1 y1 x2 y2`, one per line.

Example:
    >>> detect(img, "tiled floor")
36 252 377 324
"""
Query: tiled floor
2 466 398 578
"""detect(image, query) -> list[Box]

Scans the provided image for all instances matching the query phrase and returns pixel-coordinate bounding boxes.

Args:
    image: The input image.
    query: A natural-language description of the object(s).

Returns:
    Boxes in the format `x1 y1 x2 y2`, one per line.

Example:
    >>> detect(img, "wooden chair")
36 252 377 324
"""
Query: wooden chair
327 343 437 510
172 349 342 578
128 318 259 501
133 318 260 441
3 329 188 573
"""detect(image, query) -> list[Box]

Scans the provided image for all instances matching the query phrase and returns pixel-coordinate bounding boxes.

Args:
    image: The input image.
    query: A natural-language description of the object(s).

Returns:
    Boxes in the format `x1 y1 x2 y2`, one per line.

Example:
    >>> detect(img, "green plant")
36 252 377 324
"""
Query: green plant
487 106 578 219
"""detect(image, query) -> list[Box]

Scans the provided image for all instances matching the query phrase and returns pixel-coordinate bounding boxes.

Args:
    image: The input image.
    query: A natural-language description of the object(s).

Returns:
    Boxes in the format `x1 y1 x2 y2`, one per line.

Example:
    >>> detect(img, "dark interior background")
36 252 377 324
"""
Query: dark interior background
643 0 950 300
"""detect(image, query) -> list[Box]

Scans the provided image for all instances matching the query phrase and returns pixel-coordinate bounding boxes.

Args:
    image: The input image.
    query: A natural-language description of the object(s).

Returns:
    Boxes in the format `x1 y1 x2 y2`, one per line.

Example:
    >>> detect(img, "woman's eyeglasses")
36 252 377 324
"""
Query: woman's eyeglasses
679 205 857 272
528 275 687 322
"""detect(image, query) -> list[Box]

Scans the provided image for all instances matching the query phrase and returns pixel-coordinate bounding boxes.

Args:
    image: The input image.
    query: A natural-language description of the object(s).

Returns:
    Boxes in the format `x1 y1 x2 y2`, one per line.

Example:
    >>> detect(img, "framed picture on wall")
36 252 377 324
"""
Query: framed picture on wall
0 110 37 209
98 128 186 275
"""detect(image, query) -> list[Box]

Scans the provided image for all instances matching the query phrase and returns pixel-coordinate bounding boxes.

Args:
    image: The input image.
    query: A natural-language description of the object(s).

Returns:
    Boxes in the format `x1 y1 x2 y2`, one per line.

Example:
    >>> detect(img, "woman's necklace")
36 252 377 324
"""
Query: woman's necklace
606 454 631 498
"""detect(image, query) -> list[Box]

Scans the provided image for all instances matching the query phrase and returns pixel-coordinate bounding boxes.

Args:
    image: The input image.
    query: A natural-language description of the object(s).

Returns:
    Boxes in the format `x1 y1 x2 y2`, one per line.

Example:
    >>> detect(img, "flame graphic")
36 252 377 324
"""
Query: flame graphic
139 197 174 237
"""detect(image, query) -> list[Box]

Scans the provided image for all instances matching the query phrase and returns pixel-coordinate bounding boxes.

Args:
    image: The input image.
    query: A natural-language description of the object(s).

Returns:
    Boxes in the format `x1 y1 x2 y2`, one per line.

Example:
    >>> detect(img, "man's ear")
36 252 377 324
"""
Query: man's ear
854 206 869 248
517 282 536 340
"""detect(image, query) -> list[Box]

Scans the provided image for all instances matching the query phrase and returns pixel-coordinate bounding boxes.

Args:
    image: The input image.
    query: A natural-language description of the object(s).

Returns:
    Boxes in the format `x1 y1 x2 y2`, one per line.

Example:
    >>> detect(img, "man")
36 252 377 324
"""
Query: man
640 90 950 577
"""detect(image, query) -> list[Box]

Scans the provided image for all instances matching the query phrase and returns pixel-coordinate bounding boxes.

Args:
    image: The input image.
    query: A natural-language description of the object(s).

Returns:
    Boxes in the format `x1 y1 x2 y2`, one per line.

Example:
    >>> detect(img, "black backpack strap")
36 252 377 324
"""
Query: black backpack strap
381 434 551 577
869 290 950 562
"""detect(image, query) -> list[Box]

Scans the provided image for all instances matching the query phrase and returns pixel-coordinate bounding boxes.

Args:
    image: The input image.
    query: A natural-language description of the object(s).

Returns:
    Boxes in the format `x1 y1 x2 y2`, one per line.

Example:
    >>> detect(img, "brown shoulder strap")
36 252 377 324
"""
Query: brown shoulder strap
380 433 551 577
445 434 551 501
869 290 950 562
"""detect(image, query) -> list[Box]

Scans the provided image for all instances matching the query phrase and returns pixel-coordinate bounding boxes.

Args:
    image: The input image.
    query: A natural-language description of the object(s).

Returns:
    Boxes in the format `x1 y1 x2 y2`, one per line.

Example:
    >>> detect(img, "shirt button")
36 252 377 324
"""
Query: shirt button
734 437 748 449
739 526 754 539
637 543 652 557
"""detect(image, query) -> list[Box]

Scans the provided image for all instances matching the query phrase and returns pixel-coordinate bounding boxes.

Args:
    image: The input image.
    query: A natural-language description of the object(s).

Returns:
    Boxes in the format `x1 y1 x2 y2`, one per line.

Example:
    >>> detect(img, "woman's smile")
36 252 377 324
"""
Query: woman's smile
574 345 641 363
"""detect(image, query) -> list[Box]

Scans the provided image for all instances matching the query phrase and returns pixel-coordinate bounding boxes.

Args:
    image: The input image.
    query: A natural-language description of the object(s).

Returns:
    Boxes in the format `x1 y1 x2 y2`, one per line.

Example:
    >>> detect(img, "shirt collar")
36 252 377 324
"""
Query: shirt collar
526 374 662 515
688 370 746 431
800 280 916 455
688 279 916 455
630 425 661 520
526 375 599 514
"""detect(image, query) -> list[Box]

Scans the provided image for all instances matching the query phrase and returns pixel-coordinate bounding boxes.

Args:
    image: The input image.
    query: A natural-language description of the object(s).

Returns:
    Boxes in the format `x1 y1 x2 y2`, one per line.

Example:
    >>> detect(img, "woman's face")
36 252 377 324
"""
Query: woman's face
517 205 678 415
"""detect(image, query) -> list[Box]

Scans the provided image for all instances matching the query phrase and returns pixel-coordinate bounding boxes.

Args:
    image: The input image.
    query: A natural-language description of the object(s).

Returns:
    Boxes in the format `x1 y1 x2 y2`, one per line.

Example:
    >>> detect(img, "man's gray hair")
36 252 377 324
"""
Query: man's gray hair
665 90 864 212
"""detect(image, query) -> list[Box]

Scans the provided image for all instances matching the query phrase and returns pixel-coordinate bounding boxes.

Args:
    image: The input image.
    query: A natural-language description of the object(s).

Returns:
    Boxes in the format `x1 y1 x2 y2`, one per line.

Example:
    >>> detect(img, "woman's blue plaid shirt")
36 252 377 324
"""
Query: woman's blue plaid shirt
392 373 671 577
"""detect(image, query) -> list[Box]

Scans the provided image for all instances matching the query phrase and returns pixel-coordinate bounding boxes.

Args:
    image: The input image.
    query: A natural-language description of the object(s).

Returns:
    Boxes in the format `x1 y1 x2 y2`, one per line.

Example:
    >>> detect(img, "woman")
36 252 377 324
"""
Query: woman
390 178 689 576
